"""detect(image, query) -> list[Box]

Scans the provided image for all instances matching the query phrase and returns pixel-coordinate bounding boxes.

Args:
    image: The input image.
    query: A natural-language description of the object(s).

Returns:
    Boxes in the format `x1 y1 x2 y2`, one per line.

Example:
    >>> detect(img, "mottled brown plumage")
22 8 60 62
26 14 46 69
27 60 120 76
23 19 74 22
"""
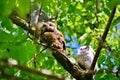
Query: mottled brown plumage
30 7 66 51
39 21 66 51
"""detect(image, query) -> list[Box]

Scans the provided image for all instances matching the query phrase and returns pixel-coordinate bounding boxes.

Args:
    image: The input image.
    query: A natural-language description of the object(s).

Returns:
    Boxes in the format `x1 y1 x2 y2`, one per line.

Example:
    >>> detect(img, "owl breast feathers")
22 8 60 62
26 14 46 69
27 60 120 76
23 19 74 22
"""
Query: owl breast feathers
77 46 98 71
38 21 66 51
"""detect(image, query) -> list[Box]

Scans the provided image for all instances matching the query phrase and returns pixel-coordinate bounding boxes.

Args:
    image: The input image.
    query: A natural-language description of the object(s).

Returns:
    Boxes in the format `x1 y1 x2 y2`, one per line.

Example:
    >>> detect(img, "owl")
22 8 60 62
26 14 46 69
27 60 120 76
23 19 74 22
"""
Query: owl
39 21 66 51
77 46 98 71
30 6 66 51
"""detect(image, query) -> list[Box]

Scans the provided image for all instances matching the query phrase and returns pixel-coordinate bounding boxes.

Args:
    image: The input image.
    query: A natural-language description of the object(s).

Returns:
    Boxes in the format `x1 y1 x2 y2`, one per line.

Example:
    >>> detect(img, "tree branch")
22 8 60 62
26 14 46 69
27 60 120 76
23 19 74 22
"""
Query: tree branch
0 58 65 80
0 71 24 80
9 10 90 80
9 11 39 38
90 6 117 70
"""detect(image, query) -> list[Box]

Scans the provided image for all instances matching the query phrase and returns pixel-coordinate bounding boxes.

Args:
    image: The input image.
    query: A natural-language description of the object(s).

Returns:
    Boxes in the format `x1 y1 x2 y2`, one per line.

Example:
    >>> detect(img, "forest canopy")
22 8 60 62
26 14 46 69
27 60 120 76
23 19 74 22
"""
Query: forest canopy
0 0 120 80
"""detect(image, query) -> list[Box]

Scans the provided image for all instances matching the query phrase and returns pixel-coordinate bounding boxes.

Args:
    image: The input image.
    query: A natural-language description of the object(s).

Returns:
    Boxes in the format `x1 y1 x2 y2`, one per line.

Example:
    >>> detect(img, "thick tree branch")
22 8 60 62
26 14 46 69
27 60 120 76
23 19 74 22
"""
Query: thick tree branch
9 10 90 80
9 12 39 38
90 6 117 70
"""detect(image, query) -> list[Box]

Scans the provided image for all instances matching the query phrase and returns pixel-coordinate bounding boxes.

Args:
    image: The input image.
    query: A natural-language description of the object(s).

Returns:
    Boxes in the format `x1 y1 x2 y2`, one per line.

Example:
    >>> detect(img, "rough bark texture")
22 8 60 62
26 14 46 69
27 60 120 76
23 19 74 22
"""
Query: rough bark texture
9 11 94 80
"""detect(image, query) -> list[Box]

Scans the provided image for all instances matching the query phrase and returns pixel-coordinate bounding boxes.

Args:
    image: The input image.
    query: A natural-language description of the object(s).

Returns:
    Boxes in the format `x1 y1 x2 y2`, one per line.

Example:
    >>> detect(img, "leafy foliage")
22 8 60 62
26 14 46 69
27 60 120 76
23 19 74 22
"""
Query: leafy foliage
0 0 120 80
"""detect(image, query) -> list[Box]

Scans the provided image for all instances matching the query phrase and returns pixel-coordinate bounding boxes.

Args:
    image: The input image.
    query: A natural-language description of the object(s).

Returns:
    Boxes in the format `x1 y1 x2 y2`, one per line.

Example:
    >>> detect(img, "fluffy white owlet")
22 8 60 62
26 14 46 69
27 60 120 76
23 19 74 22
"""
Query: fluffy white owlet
77 46 98 71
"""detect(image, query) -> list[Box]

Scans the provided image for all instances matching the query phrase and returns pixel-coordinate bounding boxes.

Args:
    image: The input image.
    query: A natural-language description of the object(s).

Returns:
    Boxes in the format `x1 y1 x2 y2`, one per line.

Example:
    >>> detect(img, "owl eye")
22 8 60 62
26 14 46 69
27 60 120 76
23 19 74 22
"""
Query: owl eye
49 23 52 26
80 48 83 50
85 46 89 50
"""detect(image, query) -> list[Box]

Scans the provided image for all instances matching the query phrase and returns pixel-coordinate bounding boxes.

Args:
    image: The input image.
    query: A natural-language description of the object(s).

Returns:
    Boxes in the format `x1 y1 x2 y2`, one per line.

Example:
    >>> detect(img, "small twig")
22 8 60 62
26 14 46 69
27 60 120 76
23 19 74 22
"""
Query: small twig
104 42 120 58
27 47 47 64
90 6 117 70
26 0 32 39
94 0 100 28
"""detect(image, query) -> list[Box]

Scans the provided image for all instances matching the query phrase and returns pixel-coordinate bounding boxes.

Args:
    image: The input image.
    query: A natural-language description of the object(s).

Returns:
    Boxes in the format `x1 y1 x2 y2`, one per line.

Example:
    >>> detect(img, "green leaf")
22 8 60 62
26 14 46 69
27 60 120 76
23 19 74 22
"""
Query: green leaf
9 41 36 64
1 17 15 31
98 52 106 64
108 0 120 9
0 43 10 58
0 0 15 17
16 0 30 19
103 8 110 16
0 30 14 42
112 16 120 27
